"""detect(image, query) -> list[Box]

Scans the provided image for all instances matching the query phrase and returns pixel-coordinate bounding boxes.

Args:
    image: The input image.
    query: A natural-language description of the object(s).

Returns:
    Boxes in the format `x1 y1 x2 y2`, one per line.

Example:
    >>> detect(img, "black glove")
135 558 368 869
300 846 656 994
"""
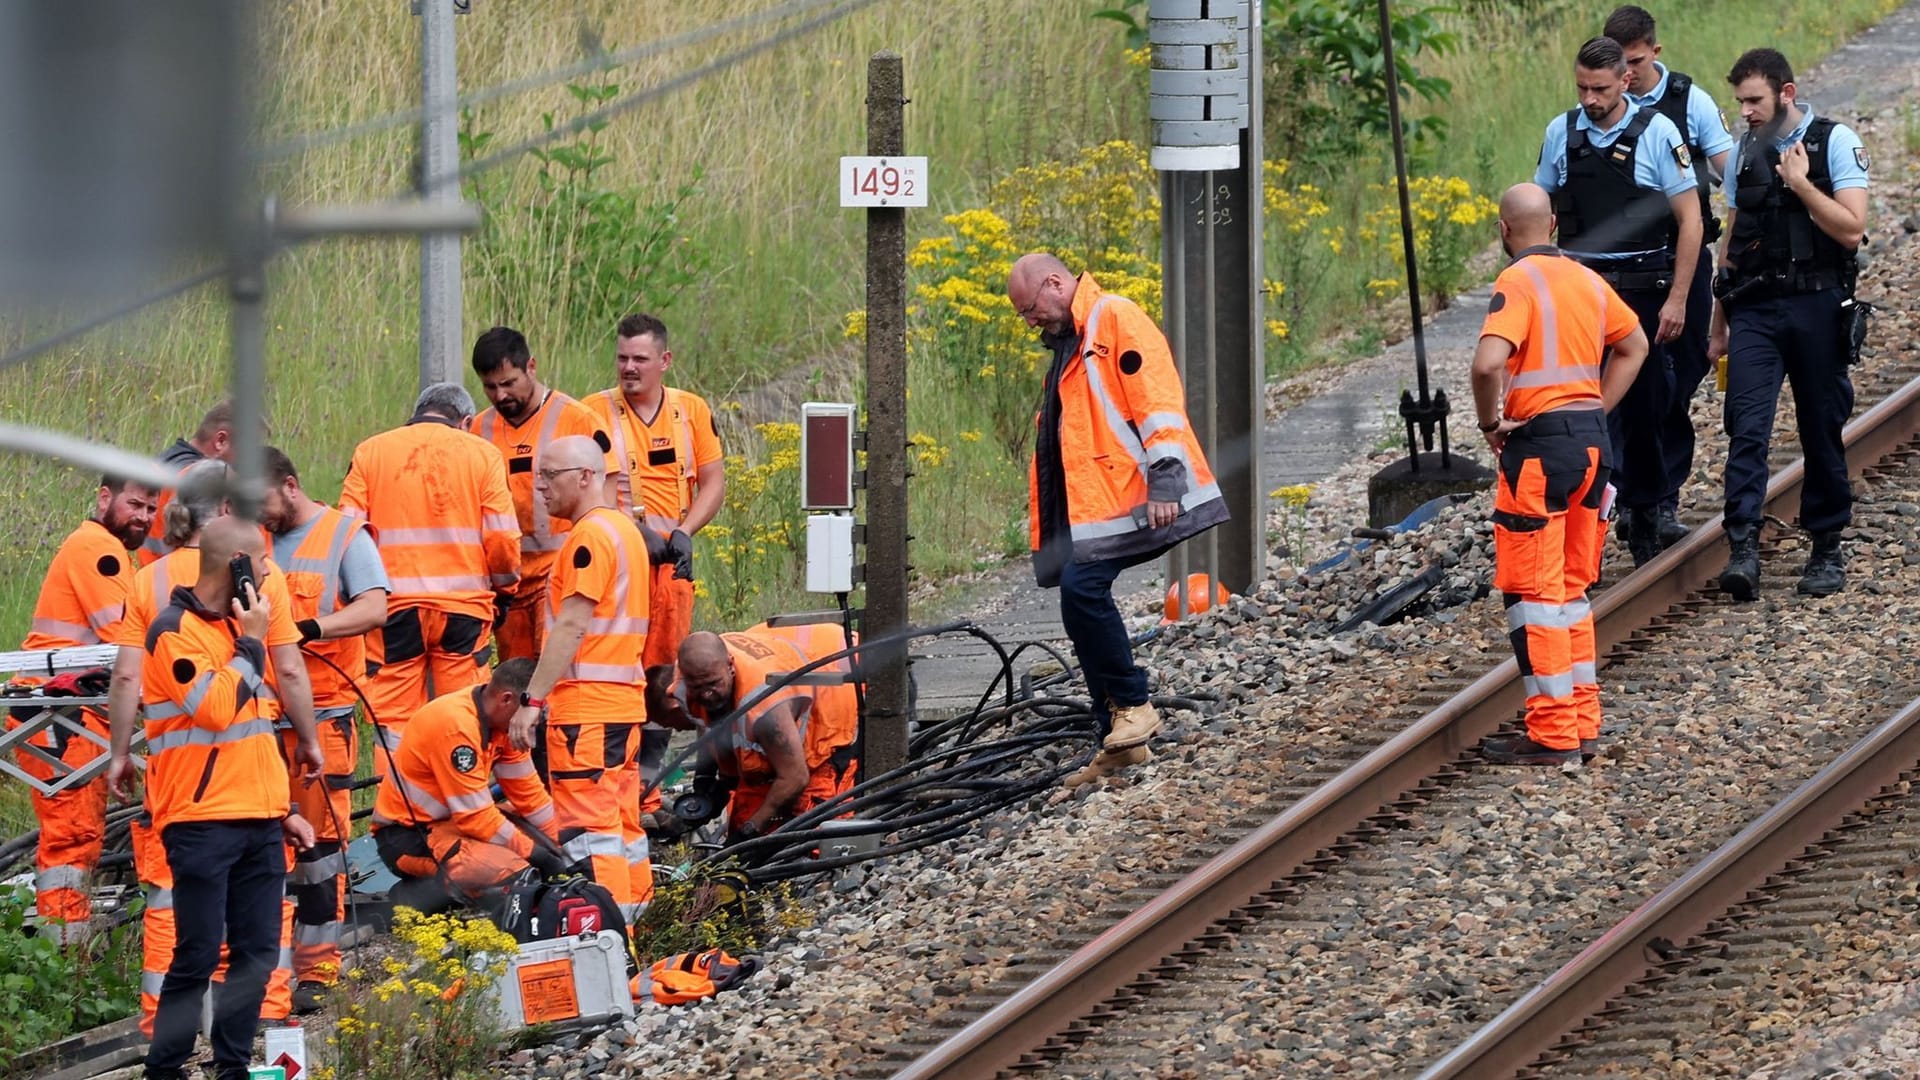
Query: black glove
528 844 571 879
492 591 512 631
666 529 694 582
297 618 323 644
642 526 672 566
724 820 762 847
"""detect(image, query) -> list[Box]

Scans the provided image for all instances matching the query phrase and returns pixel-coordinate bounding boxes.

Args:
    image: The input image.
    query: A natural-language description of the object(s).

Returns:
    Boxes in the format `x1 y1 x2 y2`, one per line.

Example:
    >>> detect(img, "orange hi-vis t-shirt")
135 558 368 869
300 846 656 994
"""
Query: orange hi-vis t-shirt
1479 247 1641 421
468 389 616 585
545 506 650 721
22 520 137 650
587 387 723 523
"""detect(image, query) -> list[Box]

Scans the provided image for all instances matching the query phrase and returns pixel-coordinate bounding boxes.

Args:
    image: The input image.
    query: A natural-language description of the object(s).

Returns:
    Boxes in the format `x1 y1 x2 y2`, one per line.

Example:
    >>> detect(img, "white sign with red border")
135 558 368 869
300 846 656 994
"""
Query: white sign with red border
839 156 928 207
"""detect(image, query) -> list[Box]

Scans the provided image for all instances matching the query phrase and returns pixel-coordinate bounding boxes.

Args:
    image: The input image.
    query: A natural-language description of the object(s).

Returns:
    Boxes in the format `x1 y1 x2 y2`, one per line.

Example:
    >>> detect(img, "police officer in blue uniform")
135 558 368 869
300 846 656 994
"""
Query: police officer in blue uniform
1708 48 1870 600
1535 35 1703 567
1606 5 1736 550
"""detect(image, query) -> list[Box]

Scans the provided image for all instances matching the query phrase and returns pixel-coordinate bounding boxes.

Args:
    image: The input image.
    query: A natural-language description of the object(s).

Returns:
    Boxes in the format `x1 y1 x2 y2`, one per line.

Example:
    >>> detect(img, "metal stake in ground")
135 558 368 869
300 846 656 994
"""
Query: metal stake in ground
1364 0 1492 526
861 51 911 778
417 0 467 391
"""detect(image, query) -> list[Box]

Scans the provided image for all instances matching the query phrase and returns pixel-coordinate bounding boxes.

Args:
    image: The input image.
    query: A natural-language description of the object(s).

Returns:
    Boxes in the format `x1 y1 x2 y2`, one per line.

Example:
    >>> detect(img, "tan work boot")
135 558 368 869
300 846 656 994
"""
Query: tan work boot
1102 701 1161 751
1063 744 1152 789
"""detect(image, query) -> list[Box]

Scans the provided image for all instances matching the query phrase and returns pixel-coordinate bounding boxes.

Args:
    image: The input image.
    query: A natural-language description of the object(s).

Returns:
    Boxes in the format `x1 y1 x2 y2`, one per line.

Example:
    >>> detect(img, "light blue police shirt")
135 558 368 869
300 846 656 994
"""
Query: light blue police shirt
1628 62 1735 181
1534 99 1698 261
1723 102 1870 195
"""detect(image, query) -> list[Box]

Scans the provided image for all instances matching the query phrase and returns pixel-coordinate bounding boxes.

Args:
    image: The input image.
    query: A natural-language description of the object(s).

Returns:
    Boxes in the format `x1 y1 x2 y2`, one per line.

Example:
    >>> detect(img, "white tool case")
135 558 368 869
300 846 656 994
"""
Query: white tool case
490 931 635 1030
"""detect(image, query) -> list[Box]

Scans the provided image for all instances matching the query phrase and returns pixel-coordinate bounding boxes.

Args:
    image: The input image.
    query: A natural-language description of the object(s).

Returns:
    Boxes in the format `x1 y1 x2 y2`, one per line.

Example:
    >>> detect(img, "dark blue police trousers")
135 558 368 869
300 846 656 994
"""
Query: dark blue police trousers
1658 247 1717 510
1722 287 1855 533
1607 286 1676 512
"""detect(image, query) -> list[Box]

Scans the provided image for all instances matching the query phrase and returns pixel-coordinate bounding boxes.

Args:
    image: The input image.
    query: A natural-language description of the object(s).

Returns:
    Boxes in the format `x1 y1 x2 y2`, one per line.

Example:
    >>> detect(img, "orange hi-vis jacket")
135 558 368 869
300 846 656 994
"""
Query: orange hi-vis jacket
140 587 290 827
587 387 723 523
546 506 650 719
111 548 302 709
694 624 859 783
278 507 372 710
23 520 136 649
338 417 521 620
371 686 554 856
469 390 613 584
1028 274 1230 564
1482 246 1640 421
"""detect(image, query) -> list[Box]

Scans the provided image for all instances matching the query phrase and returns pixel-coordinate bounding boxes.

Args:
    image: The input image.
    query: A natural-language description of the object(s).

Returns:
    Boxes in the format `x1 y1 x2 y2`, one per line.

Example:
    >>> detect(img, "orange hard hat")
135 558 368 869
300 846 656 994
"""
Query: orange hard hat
1162 573 1231 622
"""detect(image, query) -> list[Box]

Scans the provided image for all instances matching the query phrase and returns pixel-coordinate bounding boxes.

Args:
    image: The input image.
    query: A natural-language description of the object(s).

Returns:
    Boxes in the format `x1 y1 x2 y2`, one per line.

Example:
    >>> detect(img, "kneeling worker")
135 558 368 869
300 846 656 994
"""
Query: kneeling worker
371 658 567 900
672 624 859 844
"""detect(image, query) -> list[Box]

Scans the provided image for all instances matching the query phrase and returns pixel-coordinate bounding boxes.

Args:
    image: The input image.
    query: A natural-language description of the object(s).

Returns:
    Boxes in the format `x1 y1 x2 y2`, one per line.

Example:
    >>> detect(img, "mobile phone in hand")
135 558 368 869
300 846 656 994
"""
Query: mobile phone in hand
229 553 257 609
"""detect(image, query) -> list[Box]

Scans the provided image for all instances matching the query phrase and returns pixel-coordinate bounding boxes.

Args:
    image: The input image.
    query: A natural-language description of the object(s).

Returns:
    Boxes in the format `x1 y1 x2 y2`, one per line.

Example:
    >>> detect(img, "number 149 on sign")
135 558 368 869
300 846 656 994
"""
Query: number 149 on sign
839 156 928 207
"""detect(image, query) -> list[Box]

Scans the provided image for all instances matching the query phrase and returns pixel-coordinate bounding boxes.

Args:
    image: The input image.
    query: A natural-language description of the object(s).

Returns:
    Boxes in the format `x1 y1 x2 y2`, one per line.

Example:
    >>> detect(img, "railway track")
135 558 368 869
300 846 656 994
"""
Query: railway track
883 357 1920 1079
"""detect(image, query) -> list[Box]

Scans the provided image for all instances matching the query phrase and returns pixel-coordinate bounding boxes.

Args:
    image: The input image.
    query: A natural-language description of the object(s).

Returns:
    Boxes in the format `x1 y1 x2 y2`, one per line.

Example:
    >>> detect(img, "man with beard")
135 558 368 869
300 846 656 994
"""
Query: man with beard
1533 35 1702 566
9 474 159 941
1708 48 1870 599
468 326 616 662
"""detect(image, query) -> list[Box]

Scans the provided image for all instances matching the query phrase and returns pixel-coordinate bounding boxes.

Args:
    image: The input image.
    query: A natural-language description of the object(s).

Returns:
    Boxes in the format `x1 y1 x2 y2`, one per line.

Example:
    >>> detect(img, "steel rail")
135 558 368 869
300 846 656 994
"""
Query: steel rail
892 371 1920 1080
1421 691 1920 1078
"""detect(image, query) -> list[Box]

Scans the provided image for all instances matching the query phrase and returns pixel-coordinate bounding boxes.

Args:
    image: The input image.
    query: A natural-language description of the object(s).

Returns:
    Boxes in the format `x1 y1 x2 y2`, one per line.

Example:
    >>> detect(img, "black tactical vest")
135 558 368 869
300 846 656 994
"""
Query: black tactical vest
1552 108 1679 259
1726 116 1854 286
1648 71 1722 244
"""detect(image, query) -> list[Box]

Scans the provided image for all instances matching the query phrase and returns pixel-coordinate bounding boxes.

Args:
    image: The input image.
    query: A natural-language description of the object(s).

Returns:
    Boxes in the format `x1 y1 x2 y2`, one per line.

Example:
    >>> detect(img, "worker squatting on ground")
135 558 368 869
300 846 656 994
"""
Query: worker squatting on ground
585 313 726 822
507 435 656 921
1006 252 1228 789
138 401 241 568
467 326 619 663
339 382 520 774
8 474 157 942
1533 35 1701 566
112 517 321 1080
1471 184 1651 768
107 461 308 1029
260 446 390 1013
1709 48 1871 600
1608 5 1736 551
657 622 861 844
371 658 567 903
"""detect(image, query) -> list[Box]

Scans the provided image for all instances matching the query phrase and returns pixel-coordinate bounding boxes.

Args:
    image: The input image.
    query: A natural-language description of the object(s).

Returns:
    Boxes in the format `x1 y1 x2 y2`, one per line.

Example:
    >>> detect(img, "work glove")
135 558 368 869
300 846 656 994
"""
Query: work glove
642 526 672 567
723 820 762 848
665 529 694 582
492 590 513 632
43 668 110 697
528 844 572 879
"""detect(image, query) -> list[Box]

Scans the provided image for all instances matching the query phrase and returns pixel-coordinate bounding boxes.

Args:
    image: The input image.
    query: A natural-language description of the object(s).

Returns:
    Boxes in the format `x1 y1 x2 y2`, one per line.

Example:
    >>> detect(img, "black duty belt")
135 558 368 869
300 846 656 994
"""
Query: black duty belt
1596 268 1673 292
1726 268 1848 299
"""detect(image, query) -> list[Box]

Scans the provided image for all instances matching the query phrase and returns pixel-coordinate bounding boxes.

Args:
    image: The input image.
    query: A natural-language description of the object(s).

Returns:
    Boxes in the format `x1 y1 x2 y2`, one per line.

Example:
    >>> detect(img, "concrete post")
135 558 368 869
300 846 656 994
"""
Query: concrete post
418 0 463 391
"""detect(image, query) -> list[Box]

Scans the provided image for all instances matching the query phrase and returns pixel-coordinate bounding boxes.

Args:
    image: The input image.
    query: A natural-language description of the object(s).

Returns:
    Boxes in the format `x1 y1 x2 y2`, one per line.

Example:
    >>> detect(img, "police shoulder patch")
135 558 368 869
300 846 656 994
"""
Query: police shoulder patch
1856 146 1871 171
1719 109 1729 133
1673 142 1692 170
450 744 478 773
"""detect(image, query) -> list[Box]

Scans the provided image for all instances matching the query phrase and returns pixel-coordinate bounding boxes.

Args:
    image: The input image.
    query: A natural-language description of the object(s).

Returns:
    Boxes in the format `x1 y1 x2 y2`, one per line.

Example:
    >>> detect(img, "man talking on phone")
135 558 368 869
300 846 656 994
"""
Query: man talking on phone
126 516 321 1080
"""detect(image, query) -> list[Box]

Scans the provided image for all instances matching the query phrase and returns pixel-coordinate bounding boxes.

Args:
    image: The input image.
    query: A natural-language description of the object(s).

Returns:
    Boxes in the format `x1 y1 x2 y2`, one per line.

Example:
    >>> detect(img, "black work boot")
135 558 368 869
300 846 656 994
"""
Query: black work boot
1481 735 1582 770
1797 530 1846 596
1720 523 1761 601
1625 508 1662 567
1654 504 1689 549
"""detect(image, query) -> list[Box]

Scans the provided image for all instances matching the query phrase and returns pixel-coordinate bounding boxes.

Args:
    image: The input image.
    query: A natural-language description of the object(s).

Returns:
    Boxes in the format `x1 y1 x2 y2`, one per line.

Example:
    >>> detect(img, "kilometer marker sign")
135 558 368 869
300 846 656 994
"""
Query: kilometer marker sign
840 156 928 207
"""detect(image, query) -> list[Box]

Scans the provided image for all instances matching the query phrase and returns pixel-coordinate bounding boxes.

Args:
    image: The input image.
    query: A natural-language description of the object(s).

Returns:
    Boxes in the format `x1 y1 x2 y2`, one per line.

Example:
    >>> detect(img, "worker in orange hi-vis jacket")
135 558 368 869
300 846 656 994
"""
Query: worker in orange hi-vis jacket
338 381 520 775
506 435 654 923
137 400 245 568
466 325 619 663
9 472 157 943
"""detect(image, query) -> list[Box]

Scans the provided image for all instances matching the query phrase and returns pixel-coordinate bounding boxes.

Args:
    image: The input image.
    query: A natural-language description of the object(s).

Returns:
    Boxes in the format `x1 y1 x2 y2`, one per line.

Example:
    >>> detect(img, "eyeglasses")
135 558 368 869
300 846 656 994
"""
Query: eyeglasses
535 466 591 483
1014 275 1053 320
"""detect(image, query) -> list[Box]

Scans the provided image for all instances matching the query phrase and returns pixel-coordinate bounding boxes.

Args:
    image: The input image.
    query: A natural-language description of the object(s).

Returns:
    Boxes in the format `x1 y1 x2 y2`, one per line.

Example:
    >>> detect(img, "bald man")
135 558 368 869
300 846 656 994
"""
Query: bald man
508 436 656 922
1472 183 1648 768
1007 252 1228 788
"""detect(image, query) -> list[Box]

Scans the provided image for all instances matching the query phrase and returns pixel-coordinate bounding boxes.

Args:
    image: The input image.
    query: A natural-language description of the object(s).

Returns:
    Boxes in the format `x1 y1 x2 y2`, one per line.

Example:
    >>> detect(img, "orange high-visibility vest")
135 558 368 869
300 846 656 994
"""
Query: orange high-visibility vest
703 624 859 780
140 587 290 827
588 387 717 522
371 686 553 856
338 419 521 620
545 506 651 720
469 390 608 583
23 520 136 649
278 507 371 710
1480 248 1641 421
112 549 301 709
1026 274 1229 563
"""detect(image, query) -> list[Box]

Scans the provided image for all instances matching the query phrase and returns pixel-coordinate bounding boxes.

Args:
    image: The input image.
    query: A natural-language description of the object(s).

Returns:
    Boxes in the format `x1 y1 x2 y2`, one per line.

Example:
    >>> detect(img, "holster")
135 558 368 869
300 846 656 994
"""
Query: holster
1839 296 1873 367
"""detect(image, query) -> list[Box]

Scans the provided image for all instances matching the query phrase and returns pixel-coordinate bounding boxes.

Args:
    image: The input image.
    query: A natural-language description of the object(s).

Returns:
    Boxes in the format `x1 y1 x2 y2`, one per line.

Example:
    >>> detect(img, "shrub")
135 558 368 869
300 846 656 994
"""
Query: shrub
0 884 140 1075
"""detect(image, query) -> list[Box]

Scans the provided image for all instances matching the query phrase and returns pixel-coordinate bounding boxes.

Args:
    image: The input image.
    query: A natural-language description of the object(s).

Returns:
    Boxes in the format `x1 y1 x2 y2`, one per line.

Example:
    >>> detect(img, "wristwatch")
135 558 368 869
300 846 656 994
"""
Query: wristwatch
519 693 547 710
1478 417 1503 432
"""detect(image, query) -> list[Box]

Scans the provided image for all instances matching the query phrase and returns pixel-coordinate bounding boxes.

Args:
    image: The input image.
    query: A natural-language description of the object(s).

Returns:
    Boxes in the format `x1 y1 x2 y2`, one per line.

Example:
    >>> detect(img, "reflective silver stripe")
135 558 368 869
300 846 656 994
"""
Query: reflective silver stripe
388 774 452 820
493 759 535 779
277 945 294 971
483 820 515 845
151 560 175 616
488 572 517 588
562 831 626 861
1572 661 1598 684
624 834 650 864
290 850 347 884
389 573 490 593
1136 410 1190 441
621 901 647 923
1506 601 1587 632
600 390 635 511
444 790 496 813
1077 298 1149 472
141 970 167 996
38 865 88 891
147 717 276 754
1509 364 1602 389
556 513 648 684
285 510 361 618
484 512 518 533
146 886 173 910
30 617 95 643
374 725 403 753
377 526 484 547
85 602 123 634
524 803 555 829
584 616 649 636
1521 260 1561 372
294 922 340 947
180 658 263 718
338 505 368 521
1522 671 1576 698
316 705 357 723
524 396 572 552
568 662 647 683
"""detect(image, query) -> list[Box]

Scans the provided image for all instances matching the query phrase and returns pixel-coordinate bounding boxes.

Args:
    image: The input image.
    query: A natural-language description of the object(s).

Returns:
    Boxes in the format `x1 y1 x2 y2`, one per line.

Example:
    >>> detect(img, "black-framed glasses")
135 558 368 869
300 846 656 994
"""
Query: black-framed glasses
536 466 591 483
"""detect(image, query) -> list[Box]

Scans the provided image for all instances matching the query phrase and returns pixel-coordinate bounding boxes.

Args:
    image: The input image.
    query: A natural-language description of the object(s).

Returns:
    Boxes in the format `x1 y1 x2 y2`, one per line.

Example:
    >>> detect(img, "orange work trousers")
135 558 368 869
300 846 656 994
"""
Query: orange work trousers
726 751 859 834
495 574 549 664
374 820 533 901
365 606 492 779
9 704 108 941
547 721 652 920
131 816 295 1035
283 711 357 986
1491 408 1612 751
643 565 694 670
